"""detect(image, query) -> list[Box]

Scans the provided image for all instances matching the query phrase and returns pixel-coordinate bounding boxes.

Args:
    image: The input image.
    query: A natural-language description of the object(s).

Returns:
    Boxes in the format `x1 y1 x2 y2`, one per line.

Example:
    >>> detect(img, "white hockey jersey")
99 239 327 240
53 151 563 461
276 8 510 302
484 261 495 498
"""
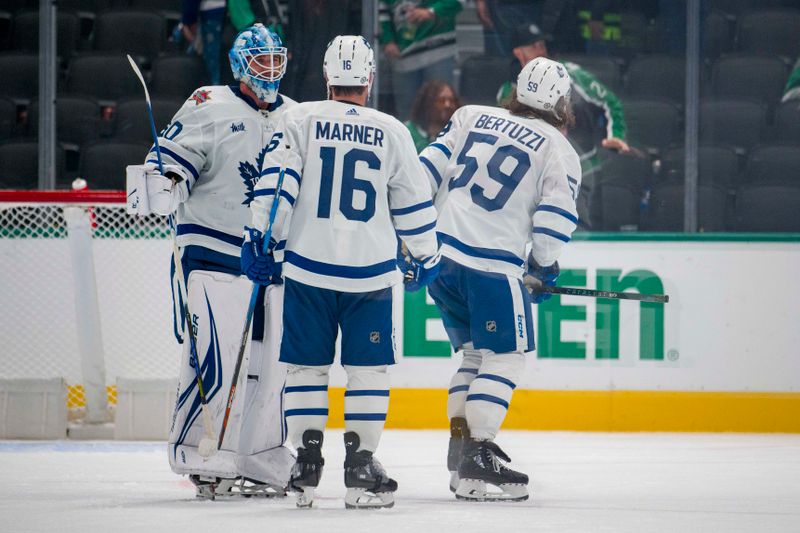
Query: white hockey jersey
145 85 296 261
251 99 439 293
419 105 581 277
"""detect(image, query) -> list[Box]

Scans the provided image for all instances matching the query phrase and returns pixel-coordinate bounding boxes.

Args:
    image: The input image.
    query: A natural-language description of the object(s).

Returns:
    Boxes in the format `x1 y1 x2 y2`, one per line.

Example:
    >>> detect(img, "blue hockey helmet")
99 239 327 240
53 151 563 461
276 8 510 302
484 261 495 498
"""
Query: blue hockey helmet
229 24 287 104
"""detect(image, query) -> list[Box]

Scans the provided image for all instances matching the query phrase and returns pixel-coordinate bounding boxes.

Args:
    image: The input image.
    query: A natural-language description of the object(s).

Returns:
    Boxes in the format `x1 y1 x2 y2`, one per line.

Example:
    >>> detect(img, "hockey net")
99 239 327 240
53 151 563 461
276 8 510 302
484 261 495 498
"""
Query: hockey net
0 190 181 421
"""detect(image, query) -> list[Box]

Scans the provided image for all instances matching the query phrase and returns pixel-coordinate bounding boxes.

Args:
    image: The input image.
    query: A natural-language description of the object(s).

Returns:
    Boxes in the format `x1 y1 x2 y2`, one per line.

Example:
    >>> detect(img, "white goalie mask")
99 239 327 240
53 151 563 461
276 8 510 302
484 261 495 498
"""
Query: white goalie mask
323 35 375 97
516 57 572 119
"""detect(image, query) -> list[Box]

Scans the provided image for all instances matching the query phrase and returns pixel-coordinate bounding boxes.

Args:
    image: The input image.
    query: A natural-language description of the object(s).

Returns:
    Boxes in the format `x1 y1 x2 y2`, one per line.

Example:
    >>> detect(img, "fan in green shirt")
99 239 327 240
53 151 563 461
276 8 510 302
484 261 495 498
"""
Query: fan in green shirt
404 80 461 153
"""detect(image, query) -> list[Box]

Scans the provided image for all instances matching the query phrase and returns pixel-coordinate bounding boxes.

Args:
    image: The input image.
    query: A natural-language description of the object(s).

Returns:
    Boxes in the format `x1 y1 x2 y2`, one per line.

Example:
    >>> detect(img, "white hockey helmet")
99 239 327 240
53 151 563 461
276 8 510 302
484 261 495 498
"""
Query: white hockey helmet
323 35 375 94
516 57 572 118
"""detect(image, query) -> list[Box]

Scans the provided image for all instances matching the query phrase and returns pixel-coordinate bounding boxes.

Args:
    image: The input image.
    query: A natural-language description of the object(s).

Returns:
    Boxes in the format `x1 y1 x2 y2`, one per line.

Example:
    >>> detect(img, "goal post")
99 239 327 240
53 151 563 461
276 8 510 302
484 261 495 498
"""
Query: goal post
0 189 181 431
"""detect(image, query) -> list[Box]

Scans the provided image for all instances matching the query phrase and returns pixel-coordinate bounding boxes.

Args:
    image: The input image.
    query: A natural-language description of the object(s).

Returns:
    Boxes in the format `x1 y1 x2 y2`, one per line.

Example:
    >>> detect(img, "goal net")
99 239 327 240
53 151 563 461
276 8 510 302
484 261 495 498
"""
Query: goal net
0 190 181 422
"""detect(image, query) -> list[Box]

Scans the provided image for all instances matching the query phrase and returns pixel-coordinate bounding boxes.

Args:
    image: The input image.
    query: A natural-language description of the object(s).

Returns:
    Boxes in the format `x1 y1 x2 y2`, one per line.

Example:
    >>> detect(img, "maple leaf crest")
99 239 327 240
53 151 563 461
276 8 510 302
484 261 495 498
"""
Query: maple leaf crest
240 144 270 206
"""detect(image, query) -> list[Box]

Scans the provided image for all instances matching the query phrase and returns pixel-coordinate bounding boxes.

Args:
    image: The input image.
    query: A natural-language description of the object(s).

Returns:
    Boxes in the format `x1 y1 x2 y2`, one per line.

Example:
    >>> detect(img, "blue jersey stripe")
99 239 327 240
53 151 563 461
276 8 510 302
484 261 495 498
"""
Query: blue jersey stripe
536 204 578 224
252 187 296 206
476 373 517 390
261 166 302 185
390 200 433 216
344 413 387 421
448 384 470 394
420 156 442 186
438 232 525 266
457 367 479 375
344 389 390 397
285 251 397 279
533 226 571 243
466 393 509 409
285 408 329 417
285 385 328 393
429 142 452 159
396 221 436 236
153 146 200 180
177 223 243 247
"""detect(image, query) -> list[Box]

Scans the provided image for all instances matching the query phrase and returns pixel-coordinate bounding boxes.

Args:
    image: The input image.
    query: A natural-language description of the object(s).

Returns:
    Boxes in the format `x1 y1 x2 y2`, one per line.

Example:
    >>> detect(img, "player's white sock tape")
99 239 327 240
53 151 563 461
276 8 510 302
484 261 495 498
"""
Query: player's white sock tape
466 351 525 440
284 364 330 450
343 365 390 452
447 344 482 420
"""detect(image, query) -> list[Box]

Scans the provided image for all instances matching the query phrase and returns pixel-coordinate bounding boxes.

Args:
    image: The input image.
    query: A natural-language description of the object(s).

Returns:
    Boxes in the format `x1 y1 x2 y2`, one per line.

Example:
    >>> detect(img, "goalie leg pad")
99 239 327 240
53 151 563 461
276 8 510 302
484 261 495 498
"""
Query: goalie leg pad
343 365 390 453
465 351 525 441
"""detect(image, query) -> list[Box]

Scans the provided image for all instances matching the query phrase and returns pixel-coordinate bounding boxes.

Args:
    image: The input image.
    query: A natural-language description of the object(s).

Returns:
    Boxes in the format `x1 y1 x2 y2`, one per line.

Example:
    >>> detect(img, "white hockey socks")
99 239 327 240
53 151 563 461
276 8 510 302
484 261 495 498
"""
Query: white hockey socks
284 364 330 451
465 352 525 441
447 343 482 420
343 365 390 453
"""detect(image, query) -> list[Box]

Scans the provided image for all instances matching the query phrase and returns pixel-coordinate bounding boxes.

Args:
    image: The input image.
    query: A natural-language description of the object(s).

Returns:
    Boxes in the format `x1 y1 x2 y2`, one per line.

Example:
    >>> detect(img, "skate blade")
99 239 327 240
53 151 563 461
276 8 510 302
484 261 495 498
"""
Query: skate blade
295 487 315 508
344 488 395 509
449 471 459 493
455 478 529 502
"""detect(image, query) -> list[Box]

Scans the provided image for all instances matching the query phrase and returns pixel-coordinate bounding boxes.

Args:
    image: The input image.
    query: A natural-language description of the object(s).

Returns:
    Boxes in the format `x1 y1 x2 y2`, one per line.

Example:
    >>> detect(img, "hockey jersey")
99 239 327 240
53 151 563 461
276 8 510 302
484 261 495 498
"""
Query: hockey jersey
251 99 439 293
419 104 581 277
145 85 296 264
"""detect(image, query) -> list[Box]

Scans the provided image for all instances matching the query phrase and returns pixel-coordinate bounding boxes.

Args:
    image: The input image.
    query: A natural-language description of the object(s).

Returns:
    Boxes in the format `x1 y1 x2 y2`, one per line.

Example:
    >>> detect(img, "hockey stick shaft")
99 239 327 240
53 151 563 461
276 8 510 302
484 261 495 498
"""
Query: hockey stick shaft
537 285 670 303
218 152 289 450
127 55 216 441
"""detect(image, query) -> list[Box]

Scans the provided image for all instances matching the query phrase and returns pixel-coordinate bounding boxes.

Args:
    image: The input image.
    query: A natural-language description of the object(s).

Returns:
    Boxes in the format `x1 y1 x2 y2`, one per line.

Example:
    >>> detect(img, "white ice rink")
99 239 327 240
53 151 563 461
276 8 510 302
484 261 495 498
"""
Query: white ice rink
1 430 799 533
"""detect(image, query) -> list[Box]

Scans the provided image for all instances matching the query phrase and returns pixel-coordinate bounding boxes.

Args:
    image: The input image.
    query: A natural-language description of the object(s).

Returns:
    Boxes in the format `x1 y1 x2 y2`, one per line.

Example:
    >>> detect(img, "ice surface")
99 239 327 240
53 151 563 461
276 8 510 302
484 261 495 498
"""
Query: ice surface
1 430 799 533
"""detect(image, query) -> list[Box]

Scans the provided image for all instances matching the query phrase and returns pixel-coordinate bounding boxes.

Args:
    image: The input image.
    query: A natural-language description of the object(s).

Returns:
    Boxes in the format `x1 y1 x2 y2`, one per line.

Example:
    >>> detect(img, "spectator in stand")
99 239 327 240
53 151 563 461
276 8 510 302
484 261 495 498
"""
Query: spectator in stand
379 0 462 120
180 0 227 84
405 80 461 153
475 0 544 57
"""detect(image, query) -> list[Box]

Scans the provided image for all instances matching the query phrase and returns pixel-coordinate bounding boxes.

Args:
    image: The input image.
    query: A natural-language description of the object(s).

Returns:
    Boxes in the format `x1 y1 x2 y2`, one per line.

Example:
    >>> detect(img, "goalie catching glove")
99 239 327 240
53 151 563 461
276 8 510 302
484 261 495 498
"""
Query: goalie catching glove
397 247 441 292
125 162 190 216
523 253 560 304
241 227 280 286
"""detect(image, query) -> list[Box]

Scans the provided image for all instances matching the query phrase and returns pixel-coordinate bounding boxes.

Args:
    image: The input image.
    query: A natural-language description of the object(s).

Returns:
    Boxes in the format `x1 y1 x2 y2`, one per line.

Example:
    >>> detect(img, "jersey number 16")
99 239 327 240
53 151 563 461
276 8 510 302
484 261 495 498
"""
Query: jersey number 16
317 146 379 222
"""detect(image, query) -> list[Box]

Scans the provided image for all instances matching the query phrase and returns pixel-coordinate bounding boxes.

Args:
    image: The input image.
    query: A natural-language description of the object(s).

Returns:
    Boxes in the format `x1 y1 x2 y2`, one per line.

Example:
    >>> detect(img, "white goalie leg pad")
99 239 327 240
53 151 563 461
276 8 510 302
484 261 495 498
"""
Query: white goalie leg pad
343 365 390 453
465 351 525 441
235 283 294 488
284 364 331 450
447 342 482 420
168 270 255 478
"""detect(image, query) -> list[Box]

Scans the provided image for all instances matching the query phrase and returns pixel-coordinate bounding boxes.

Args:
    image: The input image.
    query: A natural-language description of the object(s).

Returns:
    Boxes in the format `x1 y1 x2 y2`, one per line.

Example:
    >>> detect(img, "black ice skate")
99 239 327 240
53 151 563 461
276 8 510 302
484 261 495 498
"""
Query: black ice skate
455 439 529 502
447 417 470 492
289 429 325 508
343 431 398 509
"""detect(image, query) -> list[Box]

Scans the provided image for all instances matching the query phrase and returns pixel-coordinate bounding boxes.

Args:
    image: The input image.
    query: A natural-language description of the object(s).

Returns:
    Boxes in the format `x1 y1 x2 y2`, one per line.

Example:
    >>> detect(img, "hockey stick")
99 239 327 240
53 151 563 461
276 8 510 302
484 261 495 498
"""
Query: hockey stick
127 55 218 458
527 281 670 303
217 148 290 451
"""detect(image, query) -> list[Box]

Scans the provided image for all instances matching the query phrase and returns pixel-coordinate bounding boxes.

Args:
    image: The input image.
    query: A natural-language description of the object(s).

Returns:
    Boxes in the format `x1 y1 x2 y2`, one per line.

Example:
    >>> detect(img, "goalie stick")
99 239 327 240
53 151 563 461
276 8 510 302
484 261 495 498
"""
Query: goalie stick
127 55 218 458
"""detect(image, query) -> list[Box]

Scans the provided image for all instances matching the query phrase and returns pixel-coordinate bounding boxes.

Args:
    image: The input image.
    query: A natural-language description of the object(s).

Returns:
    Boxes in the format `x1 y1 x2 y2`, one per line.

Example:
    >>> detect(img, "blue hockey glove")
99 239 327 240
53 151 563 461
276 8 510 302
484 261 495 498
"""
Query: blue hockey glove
397 251 441 292
524 254 560 304
241 227 276 286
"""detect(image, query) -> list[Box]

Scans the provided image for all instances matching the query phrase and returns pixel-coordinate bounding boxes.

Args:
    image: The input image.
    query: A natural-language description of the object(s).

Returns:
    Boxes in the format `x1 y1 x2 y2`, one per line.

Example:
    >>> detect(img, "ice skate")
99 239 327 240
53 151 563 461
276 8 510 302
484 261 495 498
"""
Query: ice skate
447 417 469 493
289 430 325 508
343 432 397 509
188 475 236 501
228 477 287 498
455 439 529 502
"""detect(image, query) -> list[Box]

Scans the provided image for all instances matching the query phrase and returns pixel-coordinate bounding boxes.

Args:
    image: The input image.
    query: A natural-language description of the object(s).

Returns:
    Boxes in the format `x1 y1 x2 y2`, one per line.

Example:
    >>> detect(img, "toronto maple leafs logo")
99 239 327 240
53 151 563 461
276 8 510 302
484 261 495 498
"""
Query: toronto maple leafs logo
239 144 270 206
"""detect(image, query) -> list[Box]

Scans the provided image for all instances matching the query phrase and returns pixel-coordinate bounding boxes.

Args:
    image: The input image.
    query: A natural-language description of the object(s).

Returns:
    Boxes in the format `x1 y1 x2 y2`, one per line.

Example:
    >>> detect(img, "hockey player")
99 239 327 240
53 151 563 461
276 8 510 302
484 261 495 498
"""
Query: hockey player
244 35 440 509
419 57 581 502
125 24 297 499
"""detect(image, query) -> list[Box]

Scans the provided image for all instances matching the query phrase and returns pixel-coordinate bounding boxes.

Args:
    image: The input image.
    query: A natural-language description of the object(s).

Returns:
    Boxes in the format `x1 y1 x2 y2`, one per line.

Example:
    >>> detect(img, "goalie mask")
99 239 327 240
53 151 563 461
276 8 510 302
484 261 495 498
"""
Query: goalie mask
323 35 375 98
516 57 572 120
229 24 287 104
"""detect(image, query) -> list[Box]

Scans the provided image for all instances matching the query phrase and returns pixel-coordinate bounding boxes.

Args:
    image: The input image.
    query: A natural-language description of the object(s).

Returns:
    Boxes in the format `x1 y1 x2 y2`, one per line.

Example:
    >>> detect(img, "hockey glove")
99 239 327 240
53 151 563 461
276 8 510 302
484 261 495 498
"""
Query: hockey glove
398 251 441 292
523 254 560 304
241 227 277 286
125 163 189 216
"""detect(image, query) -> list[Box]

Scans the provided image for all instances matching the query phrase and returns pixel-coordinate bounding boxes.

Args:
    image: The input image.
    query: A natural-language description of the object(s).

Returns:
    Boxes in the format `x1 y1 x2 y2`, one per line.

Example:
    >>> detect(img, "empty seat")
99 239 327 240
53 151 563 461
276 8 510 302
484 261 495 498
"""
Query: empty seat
699 99 766 152
129 0 181 13
151 55 208 99
711 55 788 106
113 97 183 143
744 145 800 184
66 53 143 105
703 10 734 60
79 139 150 189
0 140 65 189
93 10 166 64
11 10 80 59
0 97 17 140
0 53 38 103
708 0 783 16
560 55 622 92
737 9 800 59
625 55 685 103
459 55 510 105
624 99 681 152
734 183 800 231
598 184 641 231
774 100 800 144
27 96 104 146
646 183 728 231
661 145 740 187
597 150 653 189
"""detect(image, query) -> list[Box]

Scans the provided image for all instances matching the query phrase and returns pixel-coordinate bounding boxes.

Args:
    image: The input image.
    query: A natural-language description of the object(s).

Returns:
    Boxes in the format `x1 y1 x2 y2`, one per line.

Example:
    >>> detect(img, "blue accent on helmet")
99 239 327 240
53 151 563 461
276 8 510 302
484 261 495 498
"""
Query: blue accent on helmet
229 24 287 104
